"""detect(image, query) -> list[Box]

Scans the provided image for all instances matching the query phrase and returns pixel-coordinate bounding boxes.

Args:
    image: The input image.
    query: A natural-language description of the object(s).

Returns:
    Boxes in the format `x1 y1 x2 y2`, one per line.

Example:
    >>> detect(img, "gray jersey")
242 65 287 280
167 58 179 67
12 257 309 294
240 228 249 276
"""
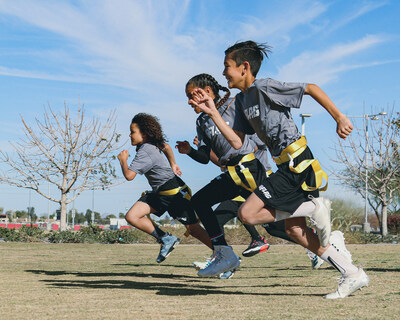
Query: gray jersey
233 78 306 157
196 97 255 165
128 143 175 190
248 134 272 171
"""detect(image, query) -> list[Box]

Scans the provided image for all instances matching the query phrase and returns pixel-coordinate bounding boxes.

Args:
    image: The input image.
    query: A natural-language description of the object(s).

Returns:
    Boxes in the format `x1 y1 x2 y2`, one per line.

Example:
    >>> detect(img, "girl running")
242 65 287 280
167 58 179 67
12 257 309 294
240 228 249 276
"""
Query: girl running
118 113 212 263
179 73 271 277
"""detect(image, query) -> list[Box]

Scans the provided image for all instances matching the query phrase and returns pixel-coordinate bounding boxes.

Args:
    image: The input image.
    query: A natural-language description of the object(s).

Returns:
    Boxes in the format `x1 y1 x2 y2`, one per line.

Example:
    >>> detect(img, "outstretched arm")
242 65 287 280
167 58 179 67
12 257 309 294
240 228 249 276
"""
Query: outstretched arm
118 150 137 181
305 84 353 139
193 135 220 168
161 143 182 176
190 88 245 149
176 140 210 164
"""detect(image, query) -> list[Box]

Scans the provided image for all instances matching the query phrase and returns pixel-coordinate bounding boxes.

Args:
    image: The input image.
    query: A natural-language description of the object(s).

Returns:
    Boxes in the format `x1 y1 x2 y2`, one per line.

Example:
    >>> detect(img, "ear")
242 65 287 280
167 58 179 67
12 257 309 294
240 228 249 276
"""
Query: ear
242 61 251 75
204 86 213 96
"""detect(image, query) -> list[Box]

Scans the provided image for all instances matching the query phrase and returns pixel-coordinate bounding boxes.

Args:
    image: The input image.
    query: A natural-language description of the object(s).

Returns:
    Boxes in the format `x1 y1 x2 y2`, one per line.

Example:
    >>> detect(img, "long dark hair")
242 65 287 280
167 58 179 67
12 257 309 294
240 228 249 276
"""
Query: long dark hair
186 73 230 108
131 113 167 149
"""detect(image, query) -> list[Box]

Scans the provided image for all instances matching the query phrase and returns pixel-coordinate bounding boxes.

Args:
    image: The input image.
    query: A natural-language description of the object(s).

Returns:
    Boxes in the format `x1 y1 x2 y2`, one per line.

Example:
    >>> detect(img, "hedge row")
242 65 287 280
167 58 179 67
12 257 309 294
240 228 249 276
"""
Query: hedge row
0 224 399 244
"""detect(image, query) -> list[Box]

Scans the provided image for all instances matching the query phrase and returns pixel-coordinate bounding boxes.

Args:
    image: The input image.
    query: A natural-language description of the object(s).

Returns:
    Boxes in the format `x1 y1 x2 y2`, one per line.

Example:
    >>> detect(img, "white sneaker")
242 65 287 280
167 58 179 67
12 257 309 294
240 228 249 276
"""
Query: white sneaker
306 249 324 269
309 197 331 247
329 230 352 263
324 268 369 299
192 253 215 270
197 245 240 277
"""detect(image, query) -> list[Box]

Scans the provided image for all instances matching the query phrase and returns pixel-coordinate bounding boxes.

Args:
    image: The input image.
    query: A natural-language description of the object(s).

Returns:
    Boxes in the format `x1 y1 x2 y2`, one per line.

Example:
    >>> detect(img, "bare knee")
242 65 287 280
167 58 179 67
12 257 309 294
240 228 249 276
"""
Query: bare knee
238 205 256 225
125 210 141 226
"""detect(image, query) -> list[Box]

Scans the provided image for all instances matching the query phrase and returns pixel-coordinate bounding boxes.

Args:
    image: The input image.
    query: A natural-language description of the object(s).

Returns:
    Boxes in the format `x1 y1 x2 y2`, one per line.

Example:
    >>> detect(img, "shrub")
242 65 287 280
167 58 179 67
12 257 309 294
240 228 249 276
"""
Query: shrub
330 198 364 231
99 229 142 244
0 227 21 241
388 215 400 234
48 230 82 243
357 232 399 244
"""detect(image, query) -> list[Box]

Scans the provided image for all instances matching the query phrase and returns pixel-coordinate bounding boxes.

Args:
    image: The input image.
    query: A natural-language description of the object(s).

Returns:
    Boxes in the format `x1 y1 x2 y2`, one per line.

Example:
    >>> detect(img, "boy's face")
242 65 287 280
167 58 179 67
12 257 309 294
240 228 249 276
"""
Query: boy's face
223 54 244 89
129 123 144 146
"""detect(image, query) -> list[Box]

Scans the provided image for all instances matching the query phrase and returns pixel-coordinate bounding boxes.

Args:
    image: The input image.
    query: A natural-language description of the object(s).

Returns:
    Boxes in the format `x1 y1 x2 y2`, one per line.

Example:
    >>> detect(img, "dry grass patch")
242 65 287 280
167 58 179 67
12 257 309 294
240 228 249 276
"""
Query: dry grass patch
0 243 399 320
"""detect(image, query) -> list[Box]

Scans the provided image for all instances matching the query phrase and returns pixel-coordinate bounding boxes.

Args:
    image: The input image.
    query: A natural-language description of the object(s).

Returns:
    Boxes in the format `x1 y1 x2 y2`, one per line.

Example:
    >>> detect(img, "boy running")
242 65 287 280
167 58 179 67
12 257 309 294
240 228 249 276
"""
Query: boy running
190 41 369 299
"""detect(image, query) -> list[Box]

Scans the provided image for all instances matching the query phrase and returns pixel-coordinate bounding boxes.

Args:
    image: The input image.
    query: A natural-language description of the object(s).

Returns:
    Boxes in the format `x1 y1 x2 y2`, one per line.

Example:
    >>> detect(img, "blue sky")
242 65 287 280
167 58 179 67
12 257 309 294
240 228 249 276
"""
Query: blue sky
0 0 399 217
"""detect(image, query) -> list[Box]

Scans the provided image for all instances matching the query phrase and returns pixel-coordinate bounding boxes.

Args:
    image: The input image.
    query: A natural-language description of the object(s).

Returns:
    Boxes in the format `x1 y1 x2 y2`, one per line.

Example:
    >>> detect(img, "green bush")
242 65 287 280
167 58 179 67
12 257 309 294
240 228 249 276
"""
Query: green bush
0 227 22 241
330 198 364 231
357 232 399 244
99 229 142 244
387 215 400 234
48 230 82 243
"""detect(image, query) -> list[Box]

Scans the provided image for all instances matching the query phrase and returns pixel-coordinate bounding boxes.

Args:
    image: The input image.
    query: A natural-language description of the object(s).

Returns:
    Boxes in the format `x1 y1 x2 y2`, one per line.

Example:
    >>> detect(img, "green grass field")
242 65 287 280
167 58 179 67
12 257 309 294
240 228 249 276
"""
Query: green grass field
1 242 399 320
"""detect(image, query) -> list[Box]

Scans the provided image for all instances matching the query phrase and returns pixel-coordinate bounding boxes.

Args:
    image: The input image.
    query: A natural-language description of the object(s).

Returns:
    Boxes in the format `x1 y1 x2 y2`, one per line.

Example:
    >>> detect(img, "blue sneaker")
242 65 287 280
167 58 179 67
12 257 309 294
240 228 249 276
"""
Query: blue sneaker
156 233 180 263
219 257 241 279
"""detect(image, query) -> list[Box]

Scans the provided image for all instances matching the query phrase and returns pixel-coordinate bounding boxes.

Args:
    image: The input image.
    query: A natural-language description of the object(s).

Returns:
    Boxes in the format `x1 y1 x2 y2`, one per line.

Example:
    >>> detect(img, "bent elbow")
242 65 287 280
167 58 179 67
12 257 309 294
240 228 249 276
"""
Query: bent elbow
233 142 243 150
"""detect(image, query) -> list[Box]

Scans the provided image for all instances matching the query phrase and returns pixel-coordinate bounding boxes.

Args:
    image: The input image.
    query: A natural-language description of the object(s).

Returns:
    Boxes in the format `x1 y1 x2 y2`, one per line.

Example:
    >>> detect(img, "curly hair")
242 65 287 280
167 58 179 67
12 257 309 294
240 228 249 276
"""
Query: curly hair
225 40 272 77
131 113 167 149
186 73 230 109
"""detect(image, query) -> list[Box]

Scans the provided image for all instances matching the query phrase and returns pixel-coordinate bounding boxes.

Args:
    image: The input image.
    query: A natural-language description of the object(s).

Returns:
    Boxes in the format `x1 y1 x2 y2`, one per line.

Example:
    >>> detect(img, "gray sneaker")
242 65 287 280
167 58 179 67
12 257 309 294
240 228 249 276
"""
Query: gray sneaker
198 245 240 277
156 233 180 263
324 268 369 299
219 257 241 279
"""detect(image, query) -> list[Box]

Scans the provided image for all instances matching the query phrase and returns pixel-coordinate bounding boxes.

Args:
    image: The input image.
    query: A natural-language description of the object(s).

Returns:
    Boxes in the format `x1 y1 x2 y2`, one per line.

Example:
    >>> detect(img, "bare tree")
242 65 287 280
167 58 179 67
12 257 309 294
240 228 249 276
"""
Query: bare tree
0 103 123 231
331 106 400 236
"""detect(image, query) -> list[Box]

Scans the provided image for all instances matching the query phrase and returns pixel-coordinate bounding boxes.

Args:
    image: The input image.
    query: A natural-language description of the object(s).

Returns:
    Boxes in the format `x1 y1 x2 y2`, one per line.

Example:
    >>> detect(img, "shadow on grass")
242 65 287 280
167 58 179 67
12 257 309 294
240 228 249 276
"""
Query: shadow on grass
364 267 400 272
36 278 324 297
113 263 195 269
26 269 199 279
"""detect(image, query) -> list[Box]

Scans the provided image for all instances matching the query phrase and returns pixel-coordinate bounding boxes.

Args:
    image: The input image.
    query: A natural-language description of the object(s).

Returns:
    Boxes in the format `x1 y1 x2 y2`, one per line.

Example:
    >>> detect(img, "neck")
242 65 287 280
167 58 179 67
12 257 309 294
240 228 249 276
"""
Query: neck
240 77 255 92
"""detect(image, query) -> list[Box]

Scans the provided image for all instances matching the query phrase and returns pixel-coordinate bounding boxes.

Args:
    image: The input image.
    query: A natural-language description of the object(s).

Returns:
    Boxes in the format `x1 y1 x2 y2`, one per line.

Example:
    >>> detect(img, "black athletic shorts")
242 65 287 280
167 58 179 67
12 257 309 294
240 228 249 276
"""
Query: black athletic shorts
253 146 319 213
214 200 242 228
138 176 198 225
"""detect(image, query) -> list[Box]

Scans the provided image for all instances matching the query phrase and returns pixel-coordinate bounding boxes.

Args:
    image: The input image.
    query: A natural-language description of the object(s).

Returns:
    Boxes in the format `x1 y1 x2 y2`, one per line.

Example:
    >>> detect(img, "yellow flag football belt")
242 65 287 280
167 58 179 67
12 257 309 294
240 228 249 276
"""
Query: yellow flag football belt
227 153 258 193
273 136 328 192
231 169 273 202
158 184 192 200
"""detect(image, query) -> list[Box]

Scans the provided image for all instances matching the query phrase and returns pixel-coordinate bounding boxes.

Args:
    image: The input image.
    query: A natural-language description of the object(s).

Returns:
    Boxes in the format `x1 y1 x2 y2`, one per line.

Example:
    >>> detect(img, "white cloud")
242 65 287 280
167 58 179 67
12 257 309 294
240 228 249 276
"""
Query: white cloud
238 0 328 41
275 35 390 85
327 1 388 34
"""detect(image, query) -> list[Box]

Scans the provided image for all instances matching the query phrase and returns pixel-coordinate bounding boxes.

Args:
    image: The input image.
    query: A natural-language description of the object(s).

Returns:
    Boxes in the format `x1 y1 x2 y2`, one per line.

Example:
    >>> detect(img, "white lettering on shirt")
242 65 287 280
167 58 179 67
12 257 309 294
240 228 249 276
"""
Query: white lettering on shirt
244 105 260 120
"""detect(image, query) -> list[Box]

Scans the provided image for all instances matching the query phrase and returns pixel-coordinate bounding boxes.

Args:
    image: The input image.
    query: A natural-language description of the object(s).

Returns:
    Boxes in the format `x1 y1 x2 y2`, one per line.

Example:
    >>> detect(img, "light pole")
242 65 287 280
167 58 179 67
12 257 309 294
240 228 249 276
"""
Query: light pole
92 187 95 225
27 177 33 225
47 180 51 230
300 114 312 136
347 111 387 232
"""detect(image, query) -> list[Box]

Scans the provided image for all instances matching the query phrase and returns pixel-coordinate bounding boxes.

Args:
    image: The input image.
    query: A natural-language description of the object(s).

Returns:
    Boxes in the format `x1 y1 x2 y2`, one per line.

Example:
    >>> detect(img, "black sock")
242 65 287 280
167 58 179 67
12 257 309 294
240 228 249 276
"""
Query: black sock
151 227 166 241
210 233 228 246
243 224 262 241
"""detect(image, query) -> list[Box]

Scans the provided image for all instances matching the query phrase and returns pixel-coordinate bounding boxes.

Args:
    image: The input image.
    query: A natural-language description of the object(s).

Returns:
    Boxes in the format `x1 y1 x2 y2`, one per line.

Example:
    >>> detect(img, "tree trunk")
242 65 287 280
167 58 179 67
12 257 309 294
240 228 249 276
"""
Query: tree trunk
381 204 388 236
60 192 67 231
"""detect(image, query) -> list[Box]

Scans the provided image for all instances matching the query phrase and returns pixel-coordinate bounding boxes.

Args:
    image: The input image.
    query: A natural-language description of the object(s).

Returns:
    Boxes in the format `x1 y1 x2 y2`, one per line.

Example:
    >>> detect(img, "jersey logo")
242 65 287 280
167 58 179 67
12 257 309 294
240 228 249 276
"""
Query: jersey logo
258 184 272 199
244 105 260 119
206 121 230 137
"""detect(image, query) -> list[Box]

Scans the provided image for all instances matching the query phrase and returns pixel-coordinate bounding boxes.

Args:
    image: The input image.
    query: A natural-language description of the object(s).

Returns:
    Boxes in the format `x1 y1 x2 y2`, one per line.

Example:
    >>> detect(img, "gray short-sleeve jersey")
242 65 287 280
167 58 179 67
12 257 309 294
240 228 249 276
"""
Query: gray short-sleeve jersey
248 134 272 172
233 78 306 157
196 97 255 165
128 143 175 190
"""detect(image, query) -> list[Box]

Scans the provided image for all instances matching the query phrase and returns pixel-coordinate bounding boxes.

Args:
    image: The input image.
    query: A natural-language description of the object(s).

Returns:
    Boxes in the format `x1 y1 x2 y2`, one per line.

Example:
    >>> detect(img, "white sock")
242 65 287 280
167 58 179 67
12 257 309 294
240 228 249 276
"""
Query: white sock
274 201 315 222
320 245 358 276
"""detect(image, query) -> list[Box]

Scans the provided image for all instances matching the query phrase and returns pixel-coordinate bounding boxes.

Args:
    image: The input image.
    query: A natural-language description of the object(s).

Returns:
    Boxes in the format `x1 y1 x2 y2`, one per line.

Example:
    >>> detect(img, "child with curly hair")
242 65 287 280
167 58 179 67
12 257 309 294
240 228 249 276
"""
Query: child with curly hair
118 113 212 263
